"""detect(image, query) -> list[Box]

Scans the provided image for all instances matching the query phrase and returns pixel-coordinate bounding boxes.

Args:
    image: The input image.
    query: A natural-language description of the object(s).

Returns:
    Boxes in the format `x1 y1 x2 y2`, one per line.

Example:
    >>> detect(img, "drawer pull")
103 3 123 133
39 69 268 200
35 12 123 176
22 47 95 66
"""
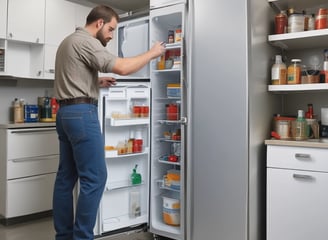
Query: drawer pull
295 153 311 160
293 174 314 180
12 154 58 163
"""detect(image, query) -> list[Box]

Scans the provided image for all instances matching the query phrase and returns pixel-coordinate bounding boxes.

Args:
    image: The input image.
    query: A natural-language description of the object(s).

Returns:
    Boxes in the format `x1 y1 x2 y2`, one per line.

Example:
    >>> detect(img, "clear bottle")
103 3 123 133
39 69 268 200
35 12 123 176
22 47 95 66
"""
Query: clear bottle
287 59 302 84
271 55 287 85
294 110 307 140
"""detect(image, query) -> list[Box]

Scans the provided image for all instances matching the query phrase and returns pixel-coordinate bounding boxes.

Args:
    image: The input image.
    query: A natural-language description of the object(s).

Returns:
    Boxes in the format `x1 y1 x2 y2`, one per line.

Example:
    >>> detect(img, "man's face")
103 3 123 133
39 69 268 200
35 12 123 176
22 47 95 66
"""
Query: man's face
96 18 117 47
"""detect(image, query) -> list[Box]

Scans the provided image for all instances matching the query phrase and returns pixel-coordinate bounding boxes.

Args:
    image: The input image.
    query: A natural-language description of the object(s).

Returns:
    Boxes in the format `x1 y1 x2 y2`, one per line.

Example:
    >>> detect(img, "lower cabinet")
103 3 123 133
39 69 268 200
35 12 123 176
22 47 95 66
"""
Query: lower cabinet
0 126 59 222
6 173 56 218
266 145 328 240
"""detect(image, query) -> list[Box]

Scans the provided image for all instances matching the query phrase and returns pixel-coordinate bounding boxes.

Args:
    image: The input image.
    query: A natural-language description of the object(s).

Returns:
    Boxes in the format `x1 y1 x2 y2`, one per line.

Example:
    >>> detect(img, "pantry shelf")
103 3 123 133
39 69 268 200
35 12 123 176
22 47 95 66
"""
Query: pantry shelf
268 83 328 93
268 29 328 50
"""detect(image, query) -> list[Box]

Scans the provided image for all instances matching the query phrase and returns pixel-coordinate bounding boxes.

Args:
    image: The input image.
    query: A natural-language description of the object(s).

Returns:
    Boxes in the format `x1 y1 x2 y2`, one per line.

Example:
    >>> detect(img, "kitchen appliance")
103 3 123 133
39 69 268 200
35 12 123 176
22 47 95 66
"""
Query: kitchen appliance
95 2 187 239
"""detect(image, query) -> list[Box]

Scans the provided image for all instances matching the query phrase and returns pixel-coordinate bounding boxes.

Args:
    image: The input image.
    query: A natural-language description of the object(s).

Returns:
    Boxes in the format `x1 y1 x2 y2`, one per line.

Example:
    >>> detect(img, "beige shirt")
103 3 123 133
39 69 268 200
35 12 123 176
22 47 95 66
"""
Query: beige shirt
54 27 117 100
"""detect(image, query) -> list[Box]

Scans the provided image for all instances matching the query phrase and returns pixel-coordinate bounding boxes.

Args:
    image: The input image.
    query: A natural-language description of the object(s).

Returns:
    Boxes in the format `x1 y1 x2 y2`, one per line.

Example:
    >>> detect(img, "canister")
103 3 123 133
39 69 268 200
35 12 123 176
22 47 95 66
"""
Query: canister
288 13 305 33
24 105 39 122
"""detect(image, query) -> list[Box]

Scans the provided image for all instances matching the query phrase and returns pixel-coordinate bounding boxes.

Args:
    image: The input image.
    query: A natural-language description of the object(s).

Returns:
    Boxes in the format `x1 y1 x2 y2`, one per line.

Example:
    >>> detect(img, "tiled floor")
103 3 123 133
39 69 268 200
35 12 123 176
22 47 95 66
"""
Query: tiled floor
0 217 154 240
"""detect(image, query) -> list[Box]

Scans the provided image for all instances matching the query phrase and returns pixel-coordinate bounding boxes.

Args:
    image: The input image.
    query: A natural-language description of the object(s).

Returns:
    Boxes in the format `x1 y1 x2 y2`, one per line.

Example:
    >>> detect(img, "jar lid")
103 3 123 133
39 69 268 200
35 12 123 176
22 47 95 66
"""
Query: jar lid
291 59 301 63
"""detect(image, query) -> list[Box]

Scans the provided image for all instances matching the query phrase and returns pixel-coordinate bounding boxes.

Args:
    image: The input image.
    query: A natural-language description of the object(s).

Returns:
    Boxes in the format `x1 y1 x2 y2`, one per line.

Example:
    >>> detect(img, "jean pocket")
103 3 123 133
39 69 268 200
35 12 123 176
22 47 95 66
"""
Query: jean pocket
61 113 86 144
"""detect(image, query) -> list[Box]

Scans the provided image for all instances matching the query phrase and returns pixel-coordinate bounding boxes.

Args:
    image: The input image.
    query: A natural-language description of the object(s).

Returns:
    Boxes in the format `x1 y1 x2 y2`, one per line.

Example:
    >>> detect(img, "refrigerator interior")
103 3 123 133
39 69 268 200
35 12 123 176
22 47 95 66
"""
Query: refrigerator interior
98 83 151 233
149 3 186 240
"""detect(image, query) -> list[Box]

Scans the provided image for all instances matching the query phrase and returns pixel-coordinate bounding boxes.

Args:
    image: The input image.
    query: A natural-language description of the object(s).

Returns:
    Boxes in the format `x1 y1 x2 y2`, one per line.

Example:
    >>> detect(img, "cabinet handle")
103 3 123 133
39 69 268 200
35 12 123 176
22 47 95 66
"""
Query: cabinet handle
293 173 314 181
12 154 58 163
11 128 55 134
295 153 311 160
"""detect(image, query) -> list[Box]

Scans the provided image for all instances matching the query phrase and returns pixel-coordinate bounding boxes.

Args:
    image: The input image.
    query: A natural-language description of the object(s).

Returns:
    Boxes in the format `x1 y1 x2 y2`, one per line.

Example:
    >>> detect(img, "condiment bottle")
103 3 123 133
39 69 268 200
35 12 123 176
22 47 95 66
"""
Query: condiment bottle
294 110 307 141
305 103 314 119
287 59 302 84
13 98 24 123
131 164 142 185
127 130 134 154
271 55 287 85
275 10 288 34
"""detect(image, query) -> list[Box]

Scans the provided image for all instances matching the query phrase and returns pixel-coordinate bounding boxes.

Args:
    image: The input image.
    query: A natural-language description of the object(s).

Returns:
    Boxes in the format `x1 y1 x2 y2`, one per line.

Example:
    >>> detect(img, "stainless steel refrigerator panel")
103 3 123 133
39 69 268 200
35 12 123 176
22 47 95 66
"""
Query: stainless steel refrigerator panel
189 0 248 239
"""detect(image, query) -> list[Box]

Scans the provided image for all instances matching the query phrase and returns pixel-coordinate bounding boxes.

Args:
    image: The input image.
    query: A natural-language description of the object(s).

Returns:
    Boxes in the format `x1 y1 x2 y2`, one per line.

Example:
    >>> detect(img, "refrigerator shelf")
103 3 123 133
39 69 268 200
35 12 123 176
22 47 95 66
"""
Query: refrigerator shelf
105 180 145 191
157 180 180 192
105 148 149 158
158 158 180 166
106 117 150 126
158 138 181 143
102 213 148 233
153 68 181 73
158 120 181 125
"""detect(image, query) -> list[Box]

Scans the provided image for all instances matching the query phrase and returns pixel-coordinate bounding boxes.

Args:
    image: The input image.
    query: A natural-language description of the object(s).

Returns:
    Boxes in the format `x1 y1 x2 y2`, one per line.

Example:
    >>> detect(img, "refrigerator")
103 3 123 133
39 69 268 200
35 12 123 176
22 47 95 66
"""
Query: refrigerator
95 1 188 239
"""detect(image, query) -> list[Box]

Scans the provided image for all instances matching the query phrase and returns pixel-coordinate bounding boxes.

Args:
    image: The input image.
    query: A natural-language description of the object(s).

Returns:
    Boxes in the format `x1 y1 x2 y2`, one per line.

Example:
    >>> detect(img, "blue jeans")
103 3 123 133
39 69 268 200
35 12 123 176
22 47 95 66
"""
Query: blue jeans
53 103 107 240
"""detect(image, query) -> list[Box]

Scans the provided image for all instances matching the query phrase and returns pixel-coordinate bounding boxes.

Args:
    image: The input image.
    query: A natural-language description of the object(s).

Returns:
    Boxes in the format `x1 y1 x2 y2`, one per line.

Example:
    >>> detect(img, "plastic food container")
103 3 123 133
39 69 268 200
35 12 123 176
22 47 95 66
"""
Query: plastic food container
162 196 180 226
167 83 181 98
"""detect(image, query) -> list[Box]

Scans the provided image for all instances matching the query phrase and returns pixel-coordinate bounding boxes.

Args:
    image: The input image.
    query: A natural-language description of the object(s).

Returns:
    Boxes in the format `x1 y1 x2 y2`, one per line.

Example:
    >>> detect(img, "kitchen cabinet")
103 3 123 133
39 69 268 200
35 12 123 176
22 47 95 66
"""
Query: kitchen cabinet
7 0 45 43
45 0 76 46
43 0 76 79
266 145 328 240
0 0 6 39
0 127 59 223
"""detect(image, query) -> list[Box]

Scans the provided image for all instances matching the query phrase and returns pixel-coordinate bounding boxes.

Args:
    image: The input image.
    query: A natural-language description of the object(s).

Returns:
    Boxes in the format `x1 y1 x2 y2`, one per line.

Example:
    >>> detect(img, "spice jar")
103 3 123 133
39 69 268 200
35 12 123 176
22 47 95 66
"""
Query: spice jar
287 59 302 84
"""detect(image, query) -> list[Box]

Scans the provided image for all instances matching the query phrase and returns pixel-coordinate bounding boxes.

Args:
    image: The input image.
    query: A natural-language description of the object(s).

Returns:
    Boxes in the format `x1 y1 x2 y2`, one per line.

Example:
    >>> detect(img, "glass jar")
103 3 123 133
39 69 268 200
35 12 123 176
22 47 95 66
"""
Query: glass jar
287 59 302 84
288 13 305 33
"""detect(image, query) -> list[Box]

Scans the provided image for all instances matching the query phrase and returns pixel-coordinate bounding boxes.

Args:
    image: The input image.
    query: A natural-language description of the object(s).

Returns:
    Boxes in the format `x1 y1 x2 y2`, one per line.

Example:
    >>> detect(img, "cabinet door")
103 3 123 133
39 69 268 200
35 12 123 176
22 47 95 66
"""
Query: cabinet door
43 44 57 79
7 0 45 43
45 0 75 46
0 0 7 39
6 173 56 218
267 168 328 240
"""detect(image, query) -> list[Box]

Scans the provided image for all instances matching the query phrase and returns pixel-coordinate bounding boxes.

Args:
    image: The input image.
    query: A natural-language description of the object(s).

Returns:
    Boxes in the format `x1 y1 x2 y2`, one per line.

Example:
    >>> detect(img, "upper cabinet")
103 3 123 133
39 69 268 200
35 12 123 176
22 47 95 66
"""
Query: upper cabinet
7 0 45 43
0 0 7 39
45 0 76 46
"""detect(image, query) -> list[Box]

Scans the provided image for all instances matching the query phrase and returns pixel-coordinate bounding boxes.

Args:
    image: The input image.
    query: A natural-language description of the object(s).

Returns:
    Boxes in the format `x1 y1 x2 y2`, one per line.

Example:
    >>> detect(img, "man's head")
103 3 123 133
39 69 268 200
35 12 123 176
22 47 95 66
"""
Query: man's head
86 5 120 47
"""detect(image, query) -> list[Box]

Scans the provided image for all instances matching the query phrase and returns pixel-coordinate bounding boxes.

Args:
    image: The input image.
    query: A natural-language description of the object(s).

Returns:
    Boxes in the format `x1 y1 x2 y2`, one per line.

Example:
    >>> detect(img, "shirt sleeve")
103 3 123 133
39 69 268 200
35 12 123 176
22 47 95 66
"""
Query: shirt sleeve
77 38 118 73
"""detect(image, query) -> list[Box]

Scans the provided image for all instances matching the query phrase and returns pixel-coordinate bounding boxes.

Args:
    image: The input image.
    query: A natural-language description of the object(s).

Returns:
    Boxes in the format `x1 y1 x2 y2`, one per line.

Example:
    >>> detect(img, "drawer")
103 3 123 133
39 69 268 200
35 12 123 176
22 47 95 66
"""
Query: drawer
267 168 328 240
108 87 126 99
7 128 58 160
267 145 328 172
5 173 56 218
7 154 59 179
127 87 149 99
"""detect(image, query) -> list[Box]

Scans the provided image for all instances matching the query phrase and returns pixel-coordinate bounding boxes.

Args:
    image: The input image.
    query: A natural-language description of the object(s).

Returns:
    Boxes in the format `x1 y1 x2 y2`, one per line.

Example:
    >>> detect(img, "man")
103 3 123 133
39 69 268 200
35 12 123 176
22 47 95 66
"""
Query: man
53 5 165 240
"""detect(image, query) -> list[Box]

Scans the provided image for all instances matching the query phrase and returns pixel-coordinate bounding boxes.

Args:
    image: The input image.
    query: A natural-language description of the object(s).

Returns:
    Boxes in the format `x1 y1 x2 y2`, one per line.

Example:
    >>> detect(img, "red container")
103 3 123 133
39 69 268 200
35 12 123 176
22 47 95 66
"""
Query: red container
275 12 287 34
315 14 328 29
140 106 149 118
166 104 179 120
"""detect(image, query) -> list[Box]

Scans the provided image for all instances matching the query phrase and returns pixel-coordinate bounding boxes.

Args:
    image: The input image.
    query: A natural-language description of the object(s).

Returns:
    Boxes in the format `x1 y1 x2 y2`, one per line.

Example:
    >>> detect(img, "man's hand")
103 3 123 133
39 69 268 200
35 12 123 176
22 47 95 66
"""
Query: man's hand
99 77 117 88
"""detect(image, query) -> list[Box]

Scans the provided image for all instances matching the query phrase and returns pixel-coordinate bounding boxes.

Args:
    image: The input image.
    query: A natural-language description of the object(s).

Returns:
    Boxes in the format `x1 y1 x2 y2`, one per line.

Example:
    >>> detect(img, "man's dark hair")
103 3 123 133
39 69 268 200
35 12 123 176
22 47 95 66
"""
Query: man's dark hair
86 5 120 25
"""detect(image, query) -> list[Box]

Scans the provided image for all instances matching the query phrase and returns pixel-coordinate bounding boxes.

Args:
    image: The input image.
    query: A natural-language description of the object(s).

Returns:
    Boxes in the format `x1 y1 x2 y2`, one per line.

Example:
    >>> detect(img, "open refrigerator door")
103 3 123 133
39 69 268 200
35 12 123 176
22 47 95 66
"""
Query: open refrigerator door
149 3 187 240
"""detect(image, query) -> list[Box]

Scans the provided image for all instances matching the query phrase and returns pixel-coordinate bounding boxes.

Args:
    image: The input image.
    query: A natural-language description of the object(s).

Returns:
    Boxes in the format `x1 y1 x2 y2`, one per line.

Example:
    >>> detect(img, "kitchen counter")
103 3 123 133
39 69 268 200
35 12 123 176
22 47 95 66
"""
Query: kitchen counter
265 139 328 149
0 122 56 129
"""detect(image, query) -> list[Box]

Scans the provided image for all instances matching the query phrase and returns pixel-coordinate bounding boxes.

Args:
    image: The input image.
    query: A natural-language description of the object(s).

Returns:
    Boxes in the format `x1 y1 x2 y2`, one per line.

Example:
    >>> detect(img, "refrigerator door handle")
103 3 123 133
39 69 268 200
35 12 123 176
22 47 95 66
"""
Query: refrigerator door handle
180 116 188 125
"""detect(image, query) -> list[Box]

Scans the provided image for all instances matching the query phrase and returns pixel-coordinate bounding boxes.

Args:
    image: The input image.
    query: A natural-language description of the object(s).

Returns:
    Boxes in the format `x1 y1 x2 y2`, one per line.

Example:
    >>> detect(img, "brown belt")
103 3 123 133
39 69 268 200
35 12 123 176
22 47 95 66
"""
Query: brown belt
58 97 98 107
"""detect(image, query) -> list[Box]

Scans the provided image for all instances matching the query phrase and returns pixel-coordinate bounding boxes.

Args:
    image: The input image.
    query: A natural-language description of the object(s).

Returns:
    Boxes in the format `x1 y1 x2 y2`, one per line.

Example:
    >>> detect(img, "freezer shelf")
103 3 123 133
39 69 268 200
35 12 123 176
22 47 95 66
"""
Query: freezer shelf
106 117 150 126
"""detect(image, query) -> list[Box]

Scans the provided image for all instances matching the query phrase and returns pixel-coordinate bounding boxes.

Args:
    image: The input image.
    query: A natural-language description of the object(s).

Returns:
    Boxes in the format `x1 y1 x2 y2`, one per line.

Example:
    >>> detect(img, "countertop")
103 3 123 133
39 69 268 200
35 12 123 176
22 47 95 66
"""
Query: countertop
265 139 328 149
0 122 56 129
